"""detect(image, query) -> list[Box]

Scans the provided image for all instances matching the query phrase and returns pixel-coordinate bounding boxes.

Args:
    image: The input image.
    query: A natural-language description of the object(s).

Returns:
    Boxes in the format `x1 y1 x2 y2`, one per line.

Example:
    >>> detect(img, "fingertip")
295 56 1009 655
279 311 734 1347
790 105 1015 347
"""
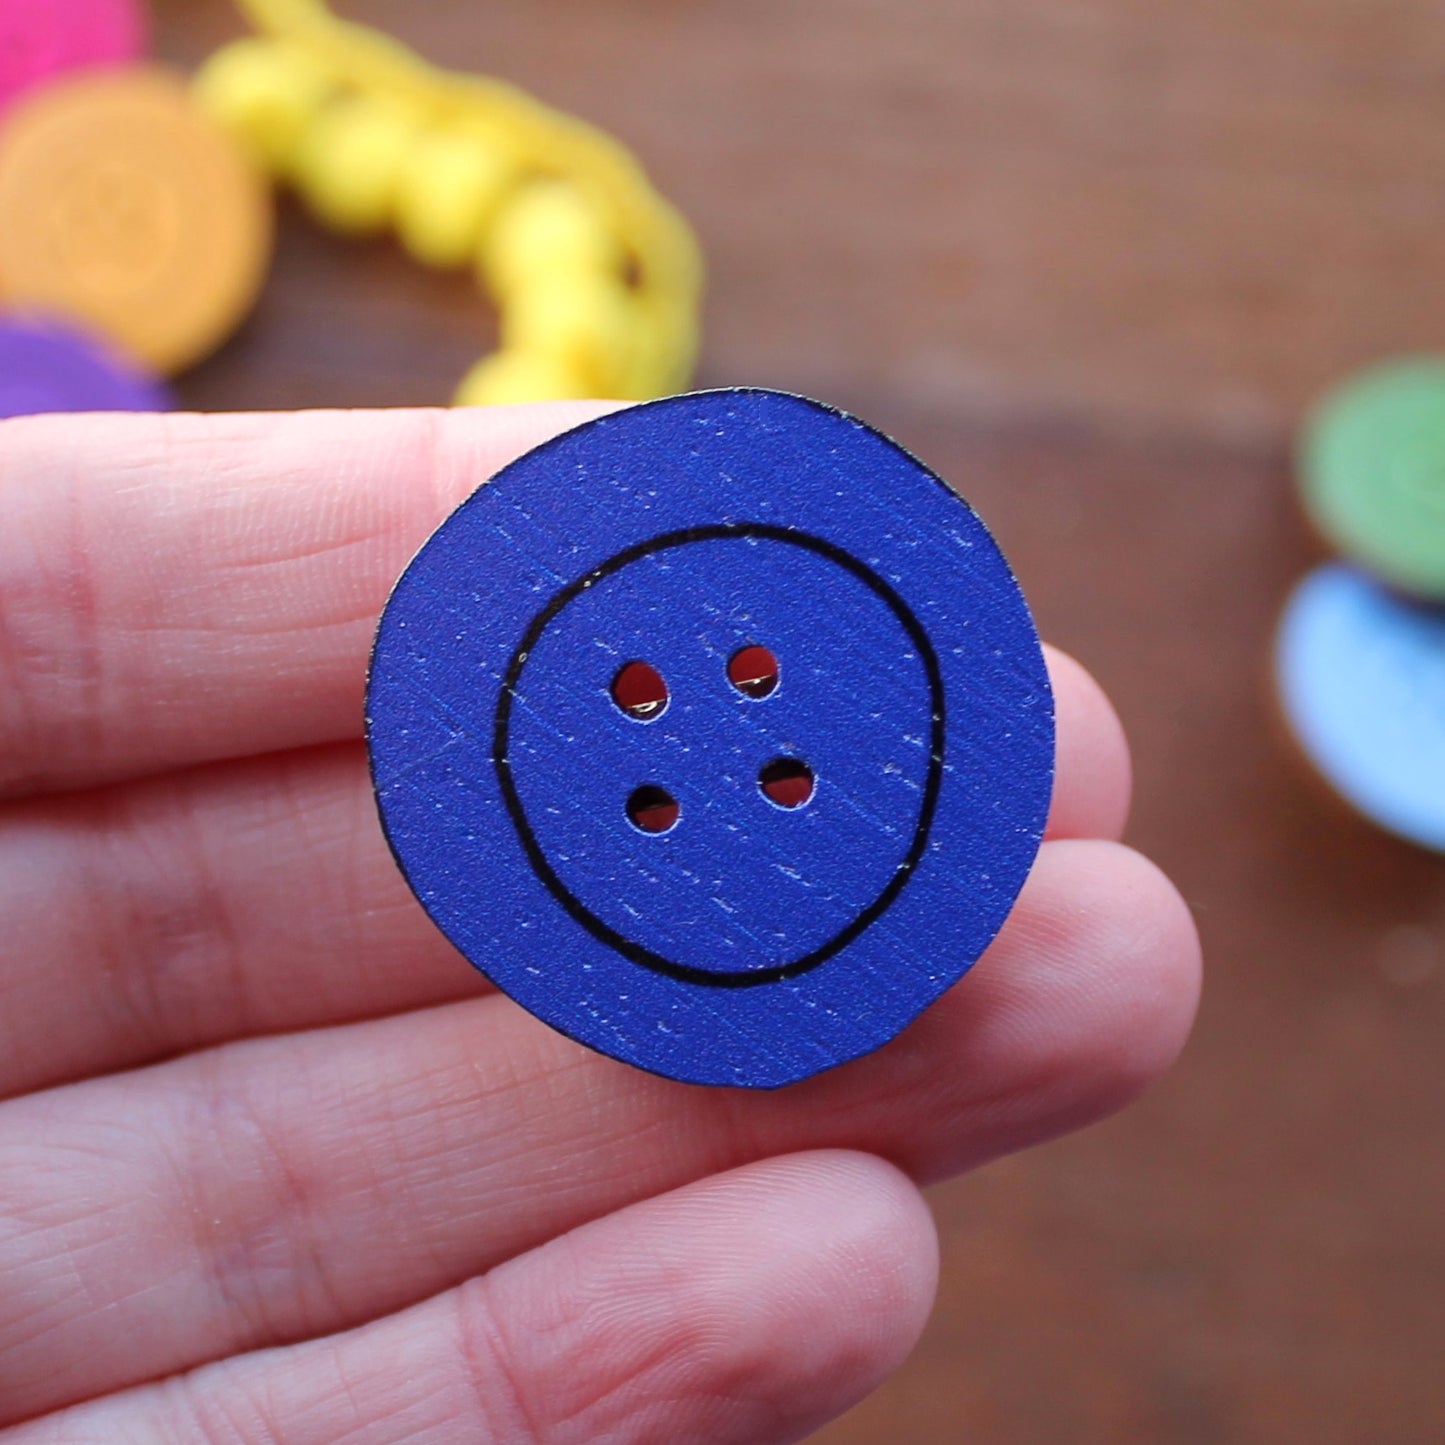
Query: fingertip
476 1148 940 1445
659 1149 941 1438
978 839 1202 1136
861 837 1200 1186
1044 643 1133 841
1054 841 1201 1112
744 1150 941 1373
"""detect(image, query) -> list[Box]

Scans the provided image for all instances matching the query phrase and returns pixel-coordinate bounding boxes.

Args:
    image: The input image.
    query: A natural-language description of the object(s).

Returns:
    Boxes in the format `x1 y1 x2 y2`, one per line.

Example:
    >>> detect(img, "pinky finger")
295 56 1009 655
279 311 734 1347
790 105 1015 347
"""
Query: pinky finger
7 1151 938 1445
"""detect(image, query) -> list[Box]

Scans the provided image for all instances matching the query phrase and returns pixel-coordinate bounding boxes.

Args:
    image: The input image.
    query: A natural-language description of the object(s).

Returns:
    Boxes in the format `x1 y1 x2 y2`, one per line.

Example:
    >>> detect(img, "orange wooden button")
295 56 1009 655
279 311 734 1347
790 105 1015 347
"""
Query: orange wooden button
0 67 272 374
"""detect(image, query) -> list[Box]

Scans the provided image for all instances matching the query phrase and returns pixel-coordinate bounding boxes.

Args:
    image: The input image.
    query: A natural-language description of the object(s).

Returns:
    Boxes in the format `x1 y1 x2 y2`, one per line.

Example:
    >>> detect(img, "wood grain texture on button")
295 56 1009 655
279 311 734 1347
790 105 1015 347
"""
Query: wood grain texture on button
367 390 1055 1088
0 66 272 373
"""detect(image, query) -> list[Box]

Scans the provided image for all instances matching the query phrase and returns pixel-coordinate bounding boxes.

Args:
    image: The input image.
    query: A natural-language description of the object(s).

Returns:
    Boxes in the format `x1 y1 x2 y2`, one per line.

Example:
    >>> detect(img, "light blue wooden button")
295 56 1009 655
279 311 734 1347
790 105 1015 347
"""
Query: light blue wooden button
1276 562 1445 851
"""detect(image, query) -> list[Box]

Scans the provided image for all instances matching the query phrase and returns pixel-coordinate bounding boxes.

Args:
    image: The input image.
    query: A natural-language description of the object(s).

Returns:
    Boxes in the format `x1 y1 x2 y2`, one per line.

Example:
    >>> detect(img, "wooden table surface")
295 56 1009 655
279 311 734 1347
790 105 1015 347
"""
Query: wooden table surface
154 3 1445 1440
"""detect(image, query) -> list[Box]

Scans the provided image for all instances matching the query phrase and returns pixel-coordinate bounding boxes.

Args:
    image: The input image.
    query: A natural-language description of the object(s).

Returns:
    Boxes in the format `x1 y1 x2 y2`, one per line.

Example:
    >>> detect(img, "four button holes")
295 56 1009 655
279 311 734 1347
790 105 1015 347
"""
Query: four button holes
613 645 811 833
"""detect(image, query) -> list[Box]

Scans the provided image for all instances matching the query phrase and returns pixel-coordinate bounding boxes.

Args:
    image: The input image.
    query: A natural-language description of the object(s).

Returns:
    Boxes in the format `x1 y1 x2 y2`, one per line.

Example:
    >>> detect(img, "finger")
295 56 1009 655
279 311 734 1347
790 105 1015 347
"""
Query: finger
0 644 1121 1101
0 410 1120 813
0 404 613 800
0 840 1199 1422
1043 644 1131 841
5 1151 936 1445
0 742 486 1102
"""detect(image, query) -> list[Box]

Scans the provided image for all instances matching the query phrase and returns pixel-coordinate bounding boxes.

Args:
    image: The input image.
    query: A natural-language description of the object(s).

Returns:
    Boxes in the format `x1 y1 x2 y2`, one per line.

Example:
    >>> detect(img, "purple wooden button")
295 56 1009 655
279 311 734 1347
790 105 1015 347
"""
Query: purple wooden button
0 0 144 116
0 315 172 418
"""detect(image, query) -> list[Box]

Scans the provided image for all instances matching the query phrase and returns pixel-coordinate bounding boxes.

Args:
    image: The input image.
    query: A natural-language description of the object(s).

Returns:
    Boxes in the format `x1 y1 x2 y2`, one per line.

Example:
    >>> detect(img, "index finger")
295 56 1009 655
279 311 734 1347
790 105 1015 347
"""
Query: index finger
0 404 614 798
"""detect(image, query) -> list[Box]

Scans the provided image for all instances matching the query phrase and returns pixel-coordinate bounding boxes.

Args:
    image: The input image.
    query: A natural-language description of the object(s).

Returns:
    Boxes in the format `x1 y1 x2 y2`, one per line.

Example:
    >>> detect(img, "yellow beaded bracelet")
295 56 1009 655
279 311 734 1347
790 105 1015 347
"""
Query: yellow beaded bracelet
194 0 703 405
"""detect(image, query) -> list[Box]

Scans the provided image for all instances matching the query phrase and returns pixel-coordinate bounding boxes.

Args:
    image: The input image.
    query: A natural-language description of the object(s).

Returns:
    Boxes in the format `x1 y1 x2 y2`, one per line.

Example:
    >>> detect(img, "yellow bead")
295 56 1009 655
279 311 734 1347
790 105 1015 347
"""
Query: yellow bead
612 318 679 400
501 273 635 393
454 350 593 405
291 94 421 236
481 182 619 298
192 39 333 170
396 132 516 270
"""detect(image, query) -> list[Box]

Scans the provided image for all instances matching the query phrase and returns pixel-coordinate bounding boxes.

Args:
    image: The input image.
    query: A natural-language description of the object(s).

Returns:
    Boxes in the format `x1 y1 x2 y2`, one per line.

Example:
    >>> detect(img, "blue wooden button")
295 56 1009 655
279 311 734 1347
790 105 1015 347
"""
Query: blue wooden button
1276 562 1445 852
367 390 1054 1087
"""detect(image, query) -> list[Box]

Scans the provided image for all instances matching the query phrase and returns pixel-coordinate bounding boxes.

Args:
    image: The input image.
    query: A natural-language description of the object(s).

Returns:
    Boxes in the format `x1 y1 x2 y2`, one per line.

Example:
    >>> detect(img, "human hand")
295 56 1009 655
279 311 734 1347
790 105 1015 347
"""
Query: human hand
0 407 1199 1444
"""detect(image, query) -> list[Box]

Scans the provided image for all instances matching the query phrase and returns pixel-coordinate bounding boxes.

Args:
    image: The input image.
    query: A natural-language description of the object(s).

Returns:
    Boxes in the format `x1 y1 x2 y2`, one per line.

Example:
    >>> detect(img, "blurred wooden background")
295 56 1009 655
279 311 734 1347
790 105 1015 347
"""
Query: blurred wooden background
156 2 1445 1440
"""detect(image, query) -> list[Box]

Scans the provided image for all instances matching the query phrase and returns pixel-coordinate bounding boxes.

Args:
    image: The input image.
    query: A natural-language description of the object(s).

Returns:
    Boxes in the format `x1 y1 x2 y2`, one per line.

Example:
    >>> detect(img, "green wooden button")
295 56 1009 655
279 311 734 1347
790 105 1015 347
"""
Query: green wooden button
1300 357 1445 599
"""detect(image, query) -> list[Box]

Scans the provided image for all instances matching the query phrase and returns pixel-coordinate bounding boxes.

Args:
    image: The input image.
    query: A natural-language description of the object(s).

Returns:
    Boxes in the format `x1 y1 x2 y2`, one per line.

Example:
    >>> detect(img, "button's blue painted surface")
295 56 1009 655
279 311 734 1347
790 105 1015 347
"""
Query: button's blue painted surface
367 389 1054 1087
